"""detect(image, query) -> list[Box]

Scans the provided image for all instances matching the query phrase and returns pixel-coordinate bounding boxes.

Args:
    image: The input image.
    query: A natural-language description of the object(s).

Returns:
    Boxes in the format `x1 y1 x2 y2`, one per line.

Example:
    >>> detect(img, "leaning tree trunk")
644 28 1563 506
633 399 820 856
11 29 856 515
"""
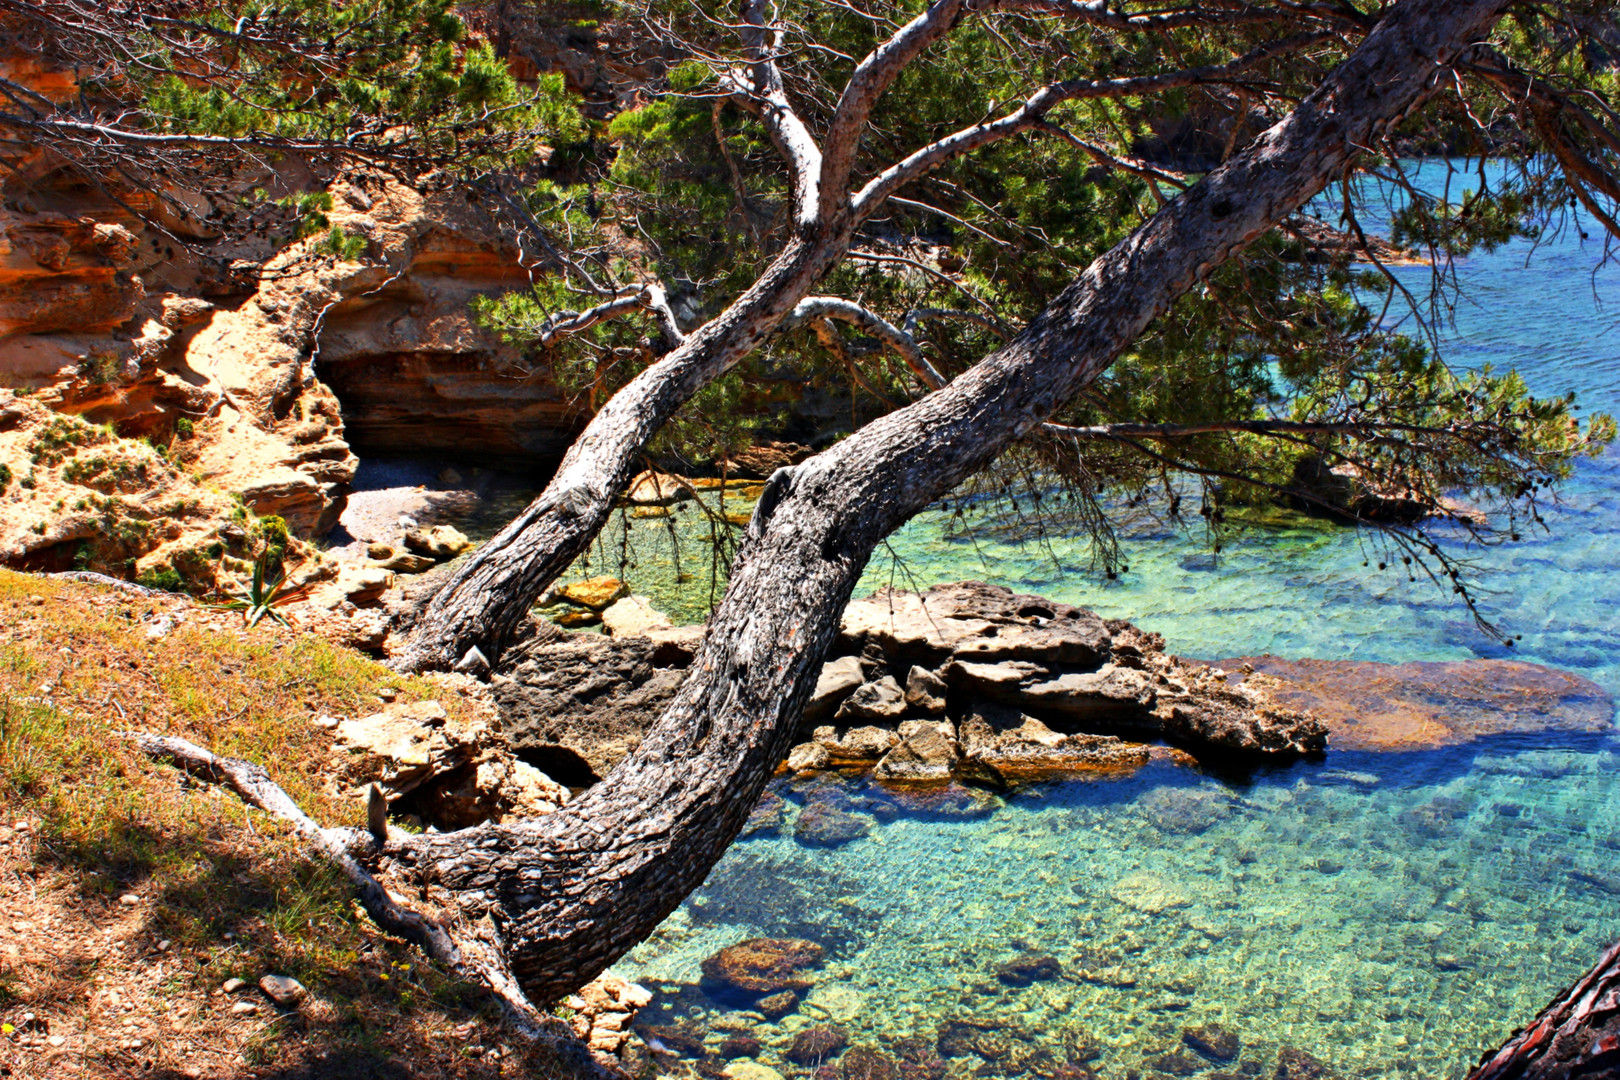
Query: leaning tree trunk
396 0 1513 1003
390 221 854 674
1466 939 1620 1080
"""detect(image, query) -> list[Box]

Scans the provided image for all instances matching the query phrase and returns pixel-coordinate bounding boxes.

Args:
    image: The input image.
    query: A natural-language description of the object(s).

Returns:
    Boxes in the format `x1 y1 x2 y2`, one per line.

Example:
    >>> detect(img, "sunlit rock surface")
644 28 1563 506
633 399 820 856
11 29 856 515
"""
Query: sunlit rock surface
1215 656 1614 751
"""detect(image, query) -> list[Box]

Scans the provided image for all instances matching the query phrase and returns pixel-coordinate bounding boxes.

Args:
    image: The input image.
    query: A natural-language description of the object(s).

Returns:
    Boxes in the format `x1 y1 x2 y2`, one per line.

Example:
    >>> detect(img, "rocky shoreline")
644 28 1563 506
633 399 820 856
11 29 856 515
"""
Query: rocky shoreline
493 581 1614 795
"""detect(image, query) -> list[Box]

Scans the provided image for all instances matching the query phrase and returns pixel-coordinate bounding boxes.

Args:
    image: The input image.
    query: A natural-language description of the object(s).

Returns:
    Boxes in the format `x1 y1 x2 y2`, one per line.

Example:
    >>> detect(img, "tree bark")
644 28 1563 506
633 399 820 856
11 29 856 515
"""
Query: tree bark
1466 940 1620 1080
401 0 1512 1004
390 223 852 673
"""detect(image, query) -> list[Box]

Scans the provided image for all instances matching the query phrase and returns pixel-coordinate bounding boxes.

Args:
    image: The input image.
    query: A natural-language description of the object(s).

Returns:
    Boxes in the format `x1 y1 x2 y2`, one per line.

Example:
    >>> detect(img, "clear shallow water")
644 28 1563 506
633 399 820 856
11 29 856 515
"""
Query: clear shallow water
602 165 1620 1079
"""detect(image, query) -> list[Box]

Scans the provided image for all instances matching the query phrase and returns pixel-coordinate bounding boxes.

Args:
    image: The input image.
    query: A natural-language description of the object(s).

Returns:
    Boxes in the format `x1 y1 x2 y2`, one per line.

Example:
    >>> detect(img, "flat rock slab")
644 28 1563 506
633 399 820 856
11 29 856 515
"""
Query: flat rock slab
1214 656 1614 752
840 582 1112 668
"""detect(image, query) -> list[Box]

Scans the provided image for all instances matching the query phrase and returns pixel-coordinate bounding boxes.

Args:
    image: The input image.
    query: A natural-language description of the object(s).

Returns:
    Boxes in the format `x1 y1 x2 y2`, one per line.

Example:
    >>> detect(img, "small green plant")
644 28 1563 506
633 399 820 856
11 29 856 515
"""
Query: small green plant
174 417 194 439
137 566 186 593
0 462 11 494
210 553 313 628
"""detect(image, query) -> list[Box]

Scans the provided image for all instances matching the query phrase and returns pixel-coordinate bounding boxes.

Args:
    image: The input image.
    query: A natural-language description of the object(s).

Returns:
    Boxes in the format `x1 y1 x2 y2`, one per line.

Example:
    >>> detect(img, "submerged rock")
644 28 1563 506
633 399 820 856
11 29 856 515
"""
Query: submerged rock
796 801 872 847
720 1036 763 1059
842 1046 899 1080
757 990 799 1019
1183 1024 1240 1063
1147 1050 1206 1076
1110 871 1191 914
1273 1047 1333 1080
788 1026 849 1066
1138 786 1235 835
936 1018 1010 1060
994 953 1062 986
700 938 826 995
1213 656 1613 752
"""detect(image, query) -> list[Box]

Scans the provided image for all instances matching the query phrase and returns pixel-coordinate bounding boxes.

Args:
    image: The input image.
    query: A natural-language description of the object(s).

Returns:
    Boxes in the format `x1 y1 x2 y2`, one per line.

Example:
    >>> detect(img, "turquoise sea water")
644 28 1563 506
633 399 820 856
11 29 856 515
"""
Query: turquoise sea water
600 165 1620 1080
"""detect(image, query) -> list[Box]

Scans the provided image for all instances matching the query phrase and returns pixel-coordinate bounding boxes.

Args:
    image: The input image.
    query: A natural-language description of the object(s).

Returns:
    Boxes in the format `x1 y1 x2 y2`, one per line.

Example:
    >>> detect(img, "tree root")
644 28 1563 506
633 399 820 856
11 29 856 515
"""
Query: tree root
121 732 612 1076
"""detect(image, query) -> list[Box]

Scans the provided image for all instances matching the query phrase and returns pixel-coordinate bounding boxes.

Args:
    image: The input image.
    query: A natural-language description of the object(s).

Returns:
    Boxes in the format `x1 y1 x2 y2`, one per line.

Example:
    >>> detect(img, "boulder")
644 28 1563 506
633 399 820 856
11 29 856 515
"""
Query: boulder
804 655 867 725
647 624 706 665
625 470 692 506
375 551 436 573
728 440 813 478
945 660 1158 725
556 576 630 610
333 700 478 799
841 583 1112 668
1138 786 1234 835
720 1036 763 1059
903 666 949 714
497 633 681 781
836 675 907 723
328 565 394 607
402 524 471 560
700 938 826 995
873 720 958 782
601 595 674 638
812 725 899 764
787 741 833 772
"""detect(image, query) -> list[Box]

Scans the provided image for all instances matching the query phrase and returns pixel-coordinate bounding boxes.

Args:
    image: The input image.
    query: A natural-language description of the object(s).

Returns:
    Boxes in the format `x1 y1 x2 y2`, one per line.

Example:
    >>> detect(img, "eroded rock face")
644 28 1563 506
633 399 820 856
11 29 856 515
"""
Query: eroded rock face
497 631 681 781
840 582 1112 668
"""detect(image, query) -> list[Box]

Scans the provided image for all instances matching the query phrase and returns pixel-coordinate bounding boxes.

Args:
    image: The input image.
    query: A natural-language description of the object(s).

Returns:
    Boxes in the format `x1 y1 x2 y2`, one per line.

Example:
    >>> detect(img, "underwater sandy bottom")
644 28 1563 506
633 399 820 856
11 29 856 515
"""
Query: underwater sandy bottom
617 738 1620 1079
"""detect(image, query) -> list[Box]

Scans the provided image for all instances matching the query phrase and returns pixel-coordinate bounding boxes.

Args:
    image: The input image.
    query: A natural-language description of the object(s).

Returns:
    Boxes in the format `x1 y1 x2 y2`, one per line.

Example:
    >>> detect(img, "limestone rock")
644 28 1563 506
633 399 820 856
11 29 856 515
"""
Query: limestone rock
959 711 1150 779
836 675 906 723
873 720 959 782
757 990 799 1019
646 624 706 665
787 741 832 772
376 551 436 573
804 655 866 725
625 470 692 506
904 666 949 714
601 595 674 638
498 633 683 781
945 660 1158 725
330 565 394 607
700 938 826 995
728 440 813 478
812 725 899 764
841 1046 898 1080
557 576 631 610
841 583 1112 667
334 700 479 799
402 524 471 560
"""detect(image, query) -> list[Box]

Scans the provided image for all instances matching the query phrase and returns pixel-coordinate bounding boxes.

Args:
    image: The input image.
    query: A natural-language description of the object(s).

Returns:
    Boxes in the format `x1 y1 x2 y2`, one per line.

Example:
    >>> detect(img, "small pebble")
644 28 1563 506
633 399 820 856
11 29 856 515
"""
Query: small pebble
48 1035 64 1047
259 974 306 1006
222 978 246 993
118 894 139 907
230 1002 257 1016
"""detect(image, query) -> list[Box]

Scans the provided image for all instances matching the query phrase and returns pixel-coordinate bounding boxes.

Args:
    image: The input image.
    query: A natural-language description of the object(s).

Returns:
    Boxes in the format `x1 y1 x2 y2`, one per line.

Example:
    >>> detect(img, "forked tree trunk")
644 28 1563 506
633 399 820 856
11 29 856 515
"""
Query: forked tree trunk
399 0 1513 1003
391 223 852 673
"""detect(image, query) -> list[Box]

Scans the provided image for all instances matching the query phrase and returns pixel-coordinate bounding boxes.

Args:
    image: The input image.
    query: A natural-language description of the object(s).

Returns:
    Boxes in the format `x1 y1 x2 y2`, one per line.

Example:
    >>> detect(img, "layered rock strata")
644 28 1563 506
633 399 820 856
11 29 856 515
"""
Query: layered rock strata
497 582 1328 787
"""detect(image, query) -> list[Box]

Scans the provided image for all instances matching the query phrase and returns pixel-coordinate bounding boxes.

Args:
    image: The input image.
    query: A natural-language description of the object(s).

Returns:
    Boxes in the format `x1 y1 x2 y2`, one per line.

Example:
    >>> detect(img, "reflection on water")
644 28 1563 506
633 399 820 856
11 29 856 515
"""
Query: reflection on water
620 736 1620 1078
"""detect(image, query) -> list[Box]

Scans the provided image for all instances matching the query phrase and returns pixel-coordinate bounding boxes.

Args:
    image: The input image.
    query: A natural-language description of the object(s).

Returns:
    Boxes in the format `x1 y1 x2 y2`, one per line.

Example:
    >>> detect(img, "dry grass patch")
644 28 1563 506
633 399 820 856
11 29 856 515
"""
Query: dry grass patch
0 569 585 1079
